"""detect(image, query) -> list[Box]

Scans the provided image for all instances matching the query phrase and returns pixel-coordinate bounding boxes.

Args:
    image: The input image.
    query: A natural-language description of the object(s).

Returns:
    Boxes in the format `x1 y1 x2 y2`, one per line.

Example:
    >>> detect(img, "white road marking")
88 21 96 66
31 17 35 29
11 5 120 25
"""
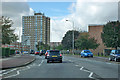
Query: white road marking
0 70 6 74
3 68 17 75
79 67 94 79
4 57 47 78
80 67 84 70
89 72 93 78
38 60 44 66
75 65 79 67
106 63 112 64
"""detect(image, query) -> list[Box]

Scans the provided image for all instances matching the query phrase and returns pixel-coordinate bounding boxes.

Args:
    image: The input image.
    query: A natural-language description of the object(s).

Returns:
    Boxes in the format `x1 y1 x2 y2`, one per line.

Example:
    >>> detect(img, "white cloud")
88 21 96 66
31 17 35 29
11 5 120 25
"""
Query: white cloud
2 2 34 42
2 0 118 42
51 0 118 42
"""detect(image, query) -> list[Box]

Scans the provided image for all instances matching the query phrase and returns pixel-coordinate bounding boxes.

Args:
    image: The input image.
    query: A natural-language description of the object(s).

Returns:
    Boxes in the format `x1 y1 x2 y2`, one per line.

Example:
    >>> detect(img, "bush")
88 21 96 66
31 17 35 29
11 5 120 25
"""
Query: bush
5 48 10 57
1 47 15 57
10 49 15 55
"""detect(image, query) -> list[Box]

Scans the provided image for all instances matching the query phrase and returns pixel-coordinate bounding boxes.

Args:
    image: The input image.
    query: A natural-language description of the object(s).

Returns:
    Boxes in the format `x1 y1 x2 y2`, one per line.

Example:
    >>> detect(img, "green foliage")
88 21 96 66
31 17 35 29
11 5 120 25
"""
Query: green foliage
10 49 15 55
1 16 18 45
36 42 50 50
75 34 99 50
54 45 63 50
1 47 15 57
62 30 80 49
101 21 120 49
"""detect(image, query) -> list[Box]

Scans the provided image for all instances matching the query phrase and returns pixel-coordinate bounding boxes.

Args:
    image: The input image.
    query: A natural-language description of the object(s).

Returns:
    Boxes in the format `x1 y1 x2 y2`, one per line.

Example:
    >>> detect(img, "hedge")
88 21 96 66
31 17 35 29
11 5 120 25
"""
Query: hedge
0 47 15 57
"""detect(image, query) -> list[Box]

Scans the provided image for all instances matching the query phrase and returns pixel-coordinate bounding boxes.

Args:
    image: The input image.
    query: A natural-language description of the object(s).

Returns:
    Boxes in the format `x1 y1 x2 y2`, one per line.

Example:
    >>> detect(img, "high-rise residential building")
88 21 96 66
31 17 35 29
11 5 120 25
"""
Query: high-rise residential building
22 13 50 50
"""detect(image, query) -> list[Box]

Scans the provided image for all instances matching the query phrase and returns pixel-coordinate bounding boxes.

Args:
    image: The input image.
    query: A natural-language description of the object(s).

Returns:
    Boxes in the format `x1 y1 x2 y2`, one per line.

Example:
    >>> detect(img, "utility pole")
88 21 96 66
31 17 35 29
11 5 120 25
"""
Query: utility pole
66 20 74 55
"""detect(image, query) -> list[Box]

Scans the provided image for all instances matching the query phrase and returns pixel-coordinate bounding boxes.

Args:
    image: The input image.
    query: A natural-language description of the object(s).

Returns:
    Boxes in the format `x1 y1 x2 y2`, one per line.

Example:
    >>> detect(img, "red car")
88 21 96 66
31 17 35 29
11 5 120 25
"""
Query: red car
45 51 48 59
35 51 40 55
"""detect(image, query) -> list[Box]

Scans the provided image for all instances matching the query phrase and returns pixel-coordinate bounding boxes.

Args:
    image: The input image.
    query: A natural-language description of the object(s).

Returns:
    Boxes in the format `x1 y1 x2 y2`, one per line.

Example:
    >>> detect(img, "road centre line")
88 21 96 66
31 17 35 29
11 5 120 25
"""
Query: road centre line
38 60 44 66
89 72 93 78
79 67 94 79
80 67 84 70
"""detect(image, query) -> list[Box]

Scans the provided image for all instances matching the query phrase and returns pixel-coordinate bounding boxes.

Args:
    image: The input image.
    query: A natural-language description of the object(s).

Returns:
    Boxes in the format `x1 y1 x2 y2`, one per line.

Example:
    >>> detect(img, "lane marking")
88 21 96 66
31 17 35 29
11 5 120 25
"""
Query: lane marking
75 65 79 67
0 70 6 74
89 72 93 78
38 60 44 66
3 68 17 75
106 63 112 64
79 67 94 79
80 67 84 70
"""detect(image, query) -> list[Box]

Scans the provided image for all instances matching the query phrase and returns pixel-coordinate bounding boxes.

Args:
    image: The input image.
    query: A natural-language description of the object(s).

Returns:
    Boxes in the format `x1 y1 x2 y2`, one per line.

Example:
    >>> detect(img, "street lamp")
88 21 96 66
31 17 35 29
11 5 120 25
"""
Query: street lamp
66 20 74 55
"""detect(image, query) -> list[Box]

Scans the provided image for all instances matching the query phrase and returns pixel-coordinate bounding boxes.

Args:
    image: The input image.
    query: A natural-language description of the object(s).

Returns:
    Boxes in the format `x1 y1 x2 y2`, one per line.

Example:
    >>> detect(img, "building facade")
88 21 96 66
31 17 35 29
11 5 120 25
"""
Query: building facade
50 42 61 49
88 24 106 54
22 13 50 50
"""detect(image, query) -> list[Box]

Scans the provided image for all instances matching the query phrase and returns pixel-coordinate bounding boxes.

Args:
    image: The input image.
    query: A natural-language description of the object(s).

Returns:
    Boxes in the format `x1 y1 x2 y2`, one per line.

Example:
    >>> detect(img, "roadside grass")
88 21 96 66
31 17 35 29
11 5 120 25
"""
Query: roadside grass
64 53 109 58
93 54 109 58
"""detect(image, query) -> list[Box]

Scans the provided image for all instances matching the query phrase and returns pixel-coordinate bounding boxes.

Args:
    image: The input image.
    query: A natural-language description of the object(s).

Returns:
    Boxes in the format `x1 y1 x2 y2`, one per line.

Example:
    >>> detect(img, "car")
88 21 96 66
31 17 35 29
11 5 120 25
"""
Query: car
35 51 40 55
45 50 49 59
46 50 62 63
30 50 35 54
80 50 93 58
109 50 120 62
23 51 29 54
15 51 20 54
39 50 46 56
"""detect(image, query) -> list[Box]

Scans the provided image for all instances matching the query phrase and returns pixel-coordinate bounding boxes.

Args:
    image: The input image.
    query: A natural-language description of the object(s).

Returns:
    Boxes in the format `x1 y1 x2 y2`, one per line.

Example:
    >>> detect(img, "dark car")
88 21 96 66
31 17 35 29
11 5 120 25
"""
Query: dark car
46 50 62 63
109 50 120 62
80 50 93 58
39 50 46 56
30 50 35 54
15 51 20 54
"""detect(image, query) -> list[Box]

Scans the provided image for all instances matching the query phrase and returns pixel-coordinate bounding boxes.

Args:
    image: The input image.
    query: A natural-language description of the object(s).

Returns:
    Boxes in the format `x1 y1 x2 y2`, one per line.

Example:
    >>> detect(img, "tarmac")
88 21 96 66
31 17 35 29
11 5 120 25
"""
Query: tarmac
0 54 36 69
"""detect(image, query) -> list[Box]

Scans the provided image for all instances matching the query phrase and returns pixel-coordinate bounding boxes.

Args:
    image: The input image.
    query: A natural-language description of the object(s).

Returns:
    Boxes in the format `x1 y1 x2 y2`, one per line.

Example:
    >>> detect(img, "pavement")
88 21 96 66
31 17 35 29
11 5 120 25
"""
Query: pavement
0 54 36 69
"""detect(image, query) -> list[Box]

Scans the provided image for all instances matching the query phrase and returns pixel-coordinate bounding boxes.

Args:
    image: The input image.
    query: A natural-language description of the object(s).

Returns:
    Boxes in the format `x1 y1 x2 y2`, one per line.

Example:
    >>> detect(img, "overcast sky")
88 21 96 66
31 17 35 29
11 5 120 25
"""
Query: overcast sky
1 0 119 42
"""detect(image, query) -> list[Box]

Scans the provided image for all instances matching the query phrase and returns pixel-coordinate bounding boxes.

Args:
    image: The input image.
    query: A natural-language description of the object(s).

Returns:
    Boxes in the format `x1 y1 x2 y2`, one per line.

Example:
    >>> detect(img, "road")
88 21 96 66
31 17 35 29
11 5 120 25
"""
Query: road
2 54 120 80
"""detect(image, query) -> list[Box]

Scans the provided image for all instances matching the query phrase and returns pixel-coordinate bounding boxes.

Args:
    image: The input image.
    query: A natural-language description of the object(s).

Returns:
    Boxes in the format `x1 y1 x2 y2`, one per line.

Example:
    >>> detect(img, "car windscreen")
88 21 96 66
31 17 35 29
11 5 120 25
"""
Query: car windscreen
115 50 120 54
84 51 91 53
49 51 60 55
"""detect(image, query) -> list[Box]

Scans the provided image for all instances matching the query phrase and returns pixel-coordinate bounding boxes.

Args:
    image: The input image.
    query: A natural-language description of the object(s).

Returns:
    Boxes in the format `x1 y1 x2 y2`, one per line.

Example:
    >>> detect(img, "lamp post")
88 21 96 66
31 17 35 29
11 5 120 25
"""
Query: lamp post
66 20 74 55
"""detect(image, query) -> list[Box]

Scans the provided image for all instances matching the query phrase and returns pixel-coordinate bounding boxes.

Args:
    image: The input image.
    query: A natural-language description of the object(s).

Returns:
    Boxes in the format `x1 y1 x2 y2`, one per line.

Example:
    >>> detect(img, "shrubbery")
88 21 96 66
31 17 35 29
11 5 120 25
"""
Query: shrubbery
0 47 15 57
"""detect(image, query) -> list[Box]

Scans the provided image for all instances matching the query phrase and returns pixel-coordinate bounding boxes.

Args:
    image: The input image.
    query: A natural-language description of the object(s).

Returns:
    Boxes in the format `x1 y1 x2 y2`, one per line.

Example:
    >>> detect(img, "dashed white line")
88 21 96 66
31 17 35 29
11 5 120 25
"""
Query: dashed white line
80 67 84 70
89 72 93 78
38 60 44 66
79 67 94 79
75 65 79 67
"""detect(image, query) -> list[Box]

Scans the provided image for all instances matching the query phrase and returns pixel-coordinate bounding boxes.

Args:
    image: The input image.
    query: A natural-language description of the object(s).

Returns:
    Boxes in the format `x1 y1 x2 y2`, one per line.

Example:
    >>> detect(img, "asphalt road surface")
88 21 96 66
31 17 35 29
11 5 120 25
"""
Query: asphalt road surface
2 54 120 80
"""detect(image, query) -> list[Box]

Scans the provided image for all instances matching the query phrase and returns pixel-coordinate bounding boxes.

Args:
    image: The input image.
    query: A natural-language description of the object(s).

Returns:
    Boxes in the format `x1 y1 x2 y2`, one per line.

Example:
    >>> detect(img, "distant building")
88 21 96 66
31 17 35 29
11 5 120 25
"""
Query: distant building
2 42 30 51
88 24 106 54
118 1 120 21
22 12 50 50
50 42 61 48
0 16 2 47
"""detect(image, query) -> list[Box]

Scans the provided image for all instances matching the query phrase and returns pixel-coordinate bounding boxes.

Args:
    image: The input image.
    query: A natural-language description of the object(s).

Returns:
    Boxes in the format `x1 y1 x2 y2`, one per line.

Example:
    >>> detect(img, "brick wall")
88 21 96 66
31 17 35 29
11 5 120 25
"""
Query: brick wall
88 25 106 54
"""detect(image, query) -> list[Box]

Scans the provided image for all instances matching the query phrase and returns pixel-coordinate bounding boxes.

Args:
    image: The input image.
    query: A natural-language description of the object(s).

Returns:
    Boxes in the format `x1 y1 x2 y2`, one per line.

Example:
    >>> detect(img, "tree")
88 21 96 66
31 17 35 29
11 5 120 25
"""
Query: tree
75 34 99 50
1 16 18 44
36 42 50 50
62 30 80 49
54 45 63 50
101 21 120 49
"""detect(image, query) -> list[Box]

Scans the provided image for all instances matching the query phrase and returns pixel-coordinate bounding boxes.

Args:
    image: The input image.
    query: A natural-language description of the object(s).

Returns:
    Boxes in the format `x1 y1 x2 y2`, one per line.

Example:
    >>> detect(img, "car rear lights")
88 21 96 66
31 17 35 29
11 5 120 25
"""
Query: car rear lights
47 54 49 56
60 54 62 56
